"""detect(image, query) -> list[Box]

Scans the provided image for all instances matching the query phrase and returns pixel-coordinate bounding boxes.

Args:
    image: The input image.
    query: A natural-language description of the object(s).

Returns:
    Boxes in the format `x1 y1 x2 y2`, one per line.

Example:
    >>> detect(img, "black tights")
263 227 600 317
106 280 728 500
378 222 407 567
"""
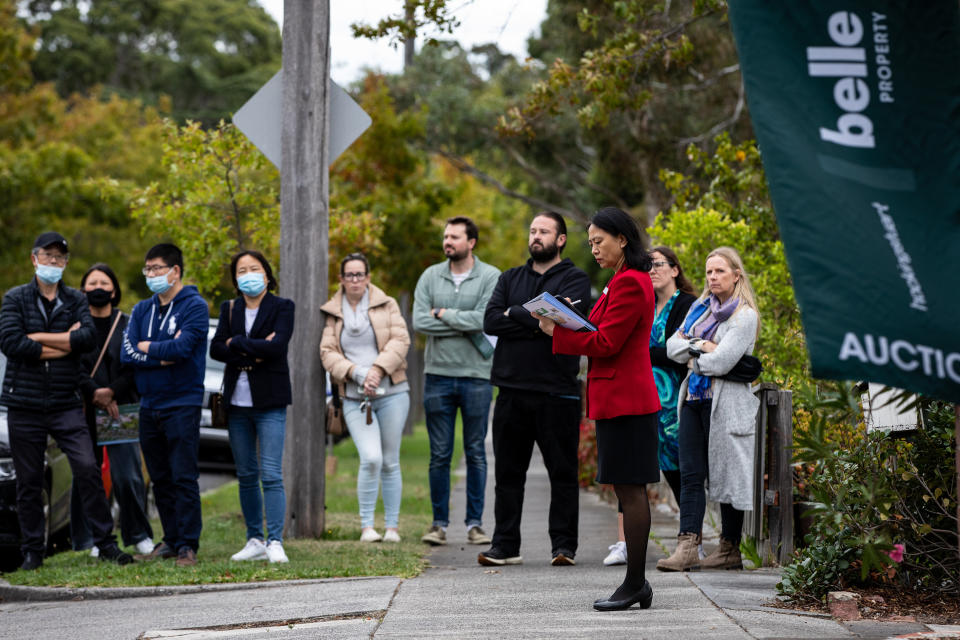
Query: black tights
611 483 650 600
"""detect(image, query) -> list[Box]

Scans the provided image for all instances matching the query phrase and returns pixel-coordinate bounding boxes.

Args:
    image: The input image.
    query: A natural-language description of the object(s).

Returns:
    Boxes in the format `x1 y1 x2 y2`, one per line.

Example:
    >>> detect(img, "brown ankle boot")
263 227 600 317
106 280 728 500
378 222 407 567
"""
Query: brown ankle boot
656 532 701 572
700 538 743 570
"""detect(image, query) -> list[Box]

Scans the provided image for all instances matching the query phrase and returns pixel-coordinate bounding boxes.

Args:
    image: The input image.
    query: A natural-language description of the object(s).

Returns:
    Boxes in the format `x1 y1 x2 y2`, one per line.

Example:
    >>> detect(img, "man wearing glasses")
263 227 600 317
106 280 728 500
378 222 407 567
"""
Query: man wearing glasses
121 243 209 567
0 232 133 570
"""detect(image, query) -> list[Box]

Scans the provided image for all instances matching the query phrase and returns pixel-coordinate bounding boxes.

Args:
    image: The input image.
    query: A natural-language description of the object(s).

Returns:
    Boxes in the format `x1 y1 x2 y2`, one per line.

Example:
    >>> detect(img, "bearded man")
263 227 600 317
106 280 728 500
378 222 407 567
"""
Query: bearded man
477 212 591 567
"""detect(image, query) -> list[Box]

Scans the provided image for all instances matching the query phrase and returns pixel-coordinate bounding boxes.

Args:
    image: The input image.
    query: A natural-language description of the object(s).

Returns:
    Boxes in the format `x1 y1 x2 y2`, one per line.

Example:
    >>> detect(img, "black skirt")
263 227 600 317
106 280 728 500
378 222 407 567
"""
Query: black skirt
595 412 660 485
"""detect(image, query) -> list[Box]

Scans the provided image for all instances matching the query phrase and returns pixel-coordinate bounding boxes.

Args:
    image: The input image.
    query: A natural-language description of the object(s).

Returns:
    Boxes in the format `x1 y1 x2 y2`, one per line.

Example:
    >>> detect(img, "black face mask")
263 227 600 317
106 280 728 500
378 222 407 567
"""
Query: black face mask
86 288 114 308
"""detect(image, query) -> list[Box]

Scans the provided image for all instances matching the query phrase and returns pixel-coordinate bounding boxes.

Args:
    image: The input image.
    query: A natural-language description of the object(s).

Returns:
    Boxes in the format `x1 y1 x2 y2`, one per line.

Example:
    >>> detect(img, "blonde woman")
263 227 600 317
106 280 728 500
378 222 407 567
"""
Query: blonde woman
320 253 411 543
657 247 760 572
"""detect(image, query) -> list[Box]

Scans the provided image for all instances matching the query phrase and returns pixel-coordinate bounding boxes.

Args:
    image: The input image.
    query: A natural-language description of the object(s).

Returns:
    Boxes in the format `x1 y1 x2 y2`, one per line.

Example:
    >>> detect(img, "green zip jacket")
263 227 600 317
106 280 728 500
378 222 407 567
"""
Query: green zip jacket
412 256 501 380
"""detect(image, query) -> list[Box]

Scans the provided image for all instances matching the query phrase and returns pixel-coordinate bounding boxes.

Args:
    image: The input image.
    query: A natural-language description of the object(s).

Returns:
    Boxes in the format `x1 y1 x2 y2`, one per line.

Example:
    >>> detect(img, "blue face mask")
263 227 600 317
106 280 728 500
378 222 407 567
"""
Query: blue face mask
237 272 266 296
146 273 172 294
35 264 64 285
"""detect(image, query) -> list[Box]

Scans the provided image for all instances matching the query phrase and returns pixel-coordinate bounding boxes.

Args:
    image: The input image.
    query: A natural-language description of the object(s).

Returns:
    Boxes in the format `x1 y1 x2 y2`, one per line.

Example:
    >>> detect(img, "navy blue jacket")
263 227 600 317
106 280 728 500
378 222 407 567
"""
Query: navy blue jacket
121 285 209 409
0 278 97 412
209 293 294 408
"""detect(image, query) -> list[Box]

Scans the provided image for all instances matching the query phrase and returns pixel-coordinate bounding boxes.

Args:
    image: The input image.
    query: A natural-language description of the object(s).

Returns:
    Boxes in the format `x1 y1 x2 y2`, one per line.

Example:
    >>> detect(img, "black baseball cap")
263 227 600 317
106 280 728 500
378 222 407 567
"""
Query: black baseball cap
33 232 69 253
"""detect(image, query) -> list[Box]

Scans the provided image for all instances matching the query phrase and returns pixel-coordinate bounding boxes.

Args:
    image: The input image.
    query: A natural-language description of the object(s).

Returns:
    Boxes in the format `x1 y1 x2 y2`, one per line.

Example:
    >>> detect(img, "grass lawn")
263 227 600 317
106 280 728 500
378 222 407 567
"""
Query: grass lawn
2 421 462 587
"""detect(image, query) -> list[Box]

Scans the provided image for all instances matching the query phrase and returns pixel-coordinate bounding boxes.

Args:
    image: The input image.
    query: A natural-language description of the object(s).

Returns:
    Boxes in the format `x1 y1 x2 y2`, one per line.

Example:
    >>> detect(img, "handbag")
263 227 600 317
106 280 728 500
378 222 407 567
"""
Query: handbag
88 311 136 443
326 380 345 436
719 354 763 383
210 300 236 429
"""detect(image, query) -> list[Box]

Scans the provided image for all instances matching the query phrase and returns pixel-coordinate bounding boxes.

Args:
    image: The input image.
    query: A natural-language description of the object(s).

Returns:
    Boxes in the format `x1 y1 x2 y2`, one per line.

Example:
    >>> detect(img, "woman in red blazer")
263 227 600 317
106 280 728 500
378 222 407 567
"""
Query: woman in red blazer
535 207 660 612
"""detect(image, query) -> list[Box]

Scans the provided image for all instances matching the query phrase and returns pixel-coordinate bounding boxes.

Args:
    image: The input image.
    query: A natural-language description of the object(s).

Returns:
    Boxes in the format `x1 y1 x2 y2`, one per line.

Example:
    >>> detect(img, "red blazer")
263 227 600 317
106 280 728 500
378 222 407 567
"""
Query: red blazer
552 266 660 420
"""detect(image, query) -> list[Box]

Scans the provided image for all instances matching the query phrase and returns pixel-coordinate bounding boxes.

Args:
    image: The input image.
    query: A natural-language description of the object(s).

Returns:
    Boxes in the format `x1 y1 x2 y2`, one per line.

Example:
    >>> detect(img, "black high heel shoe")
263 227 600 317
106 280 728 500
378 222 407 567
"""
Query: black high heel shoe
592 580 653 611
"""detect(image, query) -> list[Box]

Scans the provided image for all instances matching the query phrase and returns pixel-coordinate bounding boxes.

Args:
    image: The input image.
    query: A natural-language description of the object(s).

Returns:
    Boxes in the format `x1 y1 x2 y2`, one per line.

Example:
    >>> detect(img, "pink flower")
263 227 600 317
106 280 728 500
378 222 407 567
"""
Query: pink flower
886 543 905 563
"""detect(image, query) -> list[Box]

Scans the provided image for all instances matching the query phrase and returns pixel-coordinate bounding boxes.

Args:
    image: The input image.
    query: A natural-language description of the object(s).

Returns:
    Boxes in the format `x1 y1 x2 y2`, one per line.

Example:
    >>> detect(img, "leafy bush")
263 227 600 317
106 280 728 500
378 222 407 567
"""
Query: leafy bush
778 383 958 602
650 134 810 395
577 418 598 488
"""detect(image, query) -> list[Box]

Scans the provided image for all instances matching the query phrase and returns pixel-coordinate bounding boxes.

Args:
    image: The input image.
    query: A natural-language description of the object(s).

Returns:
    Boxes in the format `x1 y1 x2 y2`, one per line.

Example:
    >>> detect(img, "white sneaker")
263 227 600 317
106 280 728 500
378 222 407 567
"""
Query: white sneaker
231 538 268 561
265 540 289 563
383 529 401 543
89 546 99 558
360 528 383 543
603 541 627 566
135 538 156 555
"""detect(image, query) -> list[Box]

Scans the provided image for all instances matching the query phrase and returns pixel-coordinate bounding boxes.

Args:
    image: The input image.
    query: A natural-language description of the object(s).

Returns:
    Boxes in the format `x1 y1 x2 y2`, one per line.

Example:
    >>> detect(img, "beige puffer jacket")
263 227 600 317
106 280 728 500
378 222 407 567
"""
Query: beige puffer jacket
319 283 410 385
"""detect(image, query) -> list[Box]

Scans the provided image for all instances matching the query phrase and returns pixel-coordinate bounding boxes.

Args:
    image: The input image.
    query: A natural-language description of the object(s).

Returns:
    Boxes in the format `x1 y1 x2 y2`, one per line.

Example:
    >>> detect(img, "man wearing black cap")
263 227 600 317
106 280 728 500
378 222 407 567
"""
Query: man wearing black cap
0 232 133 570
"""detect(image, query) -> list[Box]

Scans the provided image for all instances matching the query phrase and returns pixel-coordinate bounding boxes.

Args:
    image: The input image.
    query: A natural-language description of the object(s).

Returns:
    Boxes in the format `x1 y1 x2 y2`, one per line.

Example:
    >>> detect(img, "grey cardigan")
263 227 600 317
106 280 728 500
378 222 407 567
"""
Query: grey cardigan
667 304 760 511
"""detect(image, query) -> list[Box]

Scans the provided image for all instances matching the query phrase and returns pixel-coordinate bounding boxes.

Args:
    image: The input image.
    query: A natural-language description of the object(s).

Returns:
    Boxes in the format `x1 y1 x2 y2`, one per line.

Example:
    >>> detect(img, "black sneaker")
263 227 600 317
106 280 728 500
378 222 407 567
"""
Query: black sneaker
99 544 135 565
20 551 44 571
478 547 523 566
551 549 576 566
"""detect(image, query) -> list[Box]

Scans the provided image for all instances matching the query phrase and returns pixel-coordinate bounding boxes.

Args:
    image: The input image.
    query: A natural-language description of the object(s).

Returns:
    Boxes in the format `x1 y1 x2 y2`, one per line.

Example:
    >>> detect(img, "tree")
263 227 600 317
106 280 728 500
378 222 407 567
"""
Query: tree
131 119 280 304
501 0 749 220
0 3 165 300
22 0 282 123
648 134 808 391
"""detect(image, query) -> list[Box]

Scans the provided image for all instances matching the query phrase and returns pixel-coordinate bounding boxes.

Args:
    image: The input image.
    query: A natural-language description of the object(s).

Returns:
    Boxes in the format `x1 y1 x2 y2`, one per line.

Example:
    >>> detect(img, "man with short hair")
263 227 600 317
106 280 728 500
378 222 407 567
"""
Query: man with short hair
0 232 133 570
478 212 591 567
121 243 208 567
413 217 500 546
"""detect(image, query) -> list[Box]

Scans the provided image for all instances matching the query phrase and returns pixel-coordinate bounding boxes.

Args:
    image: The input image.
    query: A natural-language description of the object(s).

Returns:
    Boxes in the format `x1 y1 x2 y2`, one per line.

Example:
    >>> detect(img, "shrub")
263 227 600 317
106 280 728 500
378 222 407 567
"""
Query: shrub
577 418 598 488
778 383 958 602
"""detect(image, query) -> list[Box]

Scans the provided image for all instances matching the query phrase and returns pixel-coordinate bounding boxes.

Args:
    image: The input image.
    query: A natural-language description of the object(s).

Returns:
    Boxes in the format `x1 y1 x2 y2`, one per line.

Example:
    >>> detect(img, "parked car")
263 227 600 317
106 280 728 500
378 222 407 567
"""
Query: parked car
200 321 234 471
0 353 74 571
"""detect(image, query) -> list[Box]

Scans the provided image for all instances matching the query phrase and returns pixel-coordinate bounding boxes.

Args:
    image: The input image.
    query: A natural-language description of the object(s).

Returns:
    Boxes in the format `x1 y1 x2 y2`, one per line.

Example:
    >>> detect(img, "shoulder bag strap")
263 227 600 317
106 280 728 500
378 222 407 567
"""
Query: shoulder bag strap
90 311 123 379
331 377 342 411
220 299 236 395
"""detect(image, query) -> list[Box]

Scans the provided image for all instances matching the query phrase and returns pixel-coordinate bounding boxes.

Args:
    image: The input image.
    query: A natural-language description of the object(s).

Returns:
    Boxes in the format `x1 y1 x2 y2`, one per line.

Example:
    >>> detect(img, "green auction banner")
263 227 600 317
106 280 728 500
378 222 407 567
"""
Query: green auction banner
727 1 960 403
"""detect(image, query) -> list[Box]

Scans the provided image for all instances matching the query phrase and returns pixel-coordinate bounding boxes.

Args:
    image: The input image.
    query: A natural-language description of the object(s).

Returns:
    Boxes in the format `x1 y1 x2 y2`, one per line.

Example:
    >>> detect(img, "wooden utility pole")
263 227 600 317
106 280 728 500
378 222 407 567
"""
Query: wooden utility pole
280 0 330 538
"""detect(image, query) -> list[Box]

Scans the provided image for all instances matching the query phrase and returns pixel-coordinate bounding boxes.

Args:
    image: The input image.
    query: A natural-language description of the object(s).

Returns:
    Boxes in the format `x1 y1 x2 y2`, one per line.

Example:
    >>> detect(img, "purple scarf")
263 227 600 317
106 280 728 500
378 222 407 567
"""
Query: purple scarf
689 294 740 342
684 294 740 397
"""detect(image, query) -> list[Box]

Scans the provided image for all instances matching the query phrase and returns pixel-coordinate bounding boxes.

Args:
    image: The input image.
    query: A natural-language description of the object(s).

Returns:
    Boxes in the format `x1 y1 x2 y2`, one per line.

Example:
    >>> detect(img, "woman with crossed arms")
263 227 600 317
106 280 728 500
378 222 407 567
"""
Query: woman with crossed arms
657 246 760 572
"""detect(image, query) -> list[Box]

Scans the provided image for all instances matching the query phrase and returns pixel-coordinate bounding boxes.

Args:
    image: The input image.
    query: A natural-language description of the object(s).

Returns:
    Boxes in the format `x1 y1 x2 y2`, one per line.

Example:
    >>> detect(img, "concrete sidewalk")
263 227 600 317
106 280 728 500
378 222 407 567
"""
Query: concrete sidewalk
0 436 954 639
374 442 932 640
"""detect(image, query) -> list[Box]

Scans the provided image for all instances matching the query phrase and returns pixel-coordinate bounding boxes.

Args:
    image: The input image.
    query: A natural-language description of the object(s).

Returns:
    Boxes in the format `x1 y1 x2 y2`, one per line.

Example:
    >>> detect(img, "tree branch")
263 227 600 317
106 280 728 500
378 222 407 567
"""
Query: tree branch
650 63 740 92
676 78 745 147
625 8 719 62
432 148 589 225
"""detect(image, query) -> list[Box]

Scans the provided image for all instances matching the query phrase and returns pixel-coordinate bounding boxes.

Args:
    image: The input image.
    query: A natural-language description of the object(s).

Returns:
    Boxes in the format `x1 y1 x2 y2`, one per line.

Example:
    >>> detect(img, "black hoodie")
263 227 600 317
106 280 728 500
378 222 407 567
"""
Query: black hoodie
483 258 592 396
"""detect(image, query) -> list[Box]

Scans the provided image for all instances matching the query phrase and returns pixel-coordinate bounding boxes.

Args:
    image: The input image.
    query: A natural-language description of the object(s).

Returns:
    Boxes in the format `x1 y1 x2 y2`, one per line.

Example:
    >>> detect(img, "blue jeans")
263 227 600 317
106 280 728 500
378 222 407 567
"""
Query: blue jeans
139 405 202 553
423 374 492 527
343 393 409 529
227 406 287 543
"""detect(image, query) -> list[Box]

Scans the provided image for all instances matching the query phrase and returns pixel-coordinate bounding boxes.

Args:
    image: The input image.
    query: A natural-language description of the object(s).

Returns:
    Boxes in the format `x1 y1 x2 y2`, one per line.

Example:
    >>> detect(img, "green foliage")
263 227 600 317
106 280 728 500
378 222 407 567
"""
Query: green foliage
649 134 808 390
0 1 34 94
739 535 763 569
22 0 282 123
131 119 280 304
350 0 460 49
779 384 959 602
498 0 747 216
0 10 166 302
